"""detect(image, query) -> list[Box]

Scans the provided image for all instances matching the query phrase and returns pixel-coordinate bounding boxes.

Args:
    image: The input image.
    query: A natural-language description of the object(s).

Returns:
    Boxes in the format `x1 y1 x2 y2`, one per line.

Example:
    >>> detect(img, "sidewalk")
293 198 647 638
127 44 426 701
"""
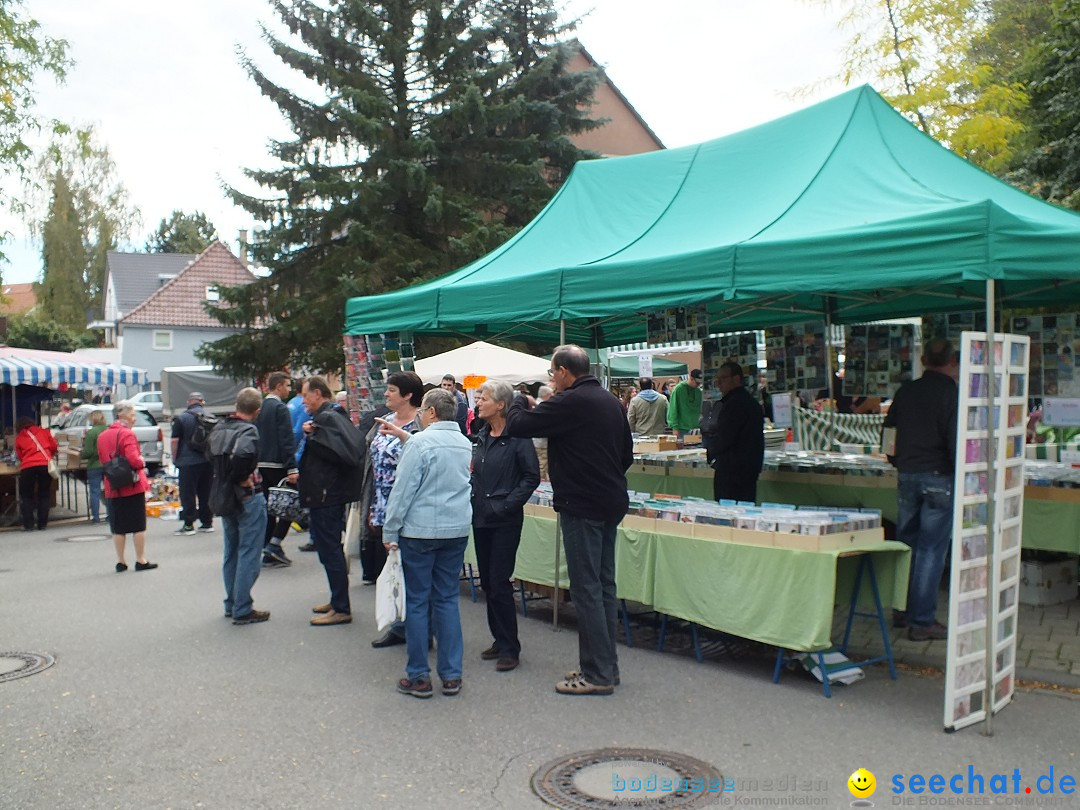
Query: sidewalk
837 597 1080 689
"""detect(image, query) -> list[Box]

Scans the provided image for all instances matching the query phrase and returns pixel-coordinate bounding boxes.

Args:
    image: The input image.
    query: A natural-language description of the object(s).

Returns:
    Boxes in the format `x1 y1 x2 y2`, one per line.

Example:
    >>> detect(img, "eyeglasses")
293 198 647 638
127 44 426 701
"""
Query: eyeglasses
547 368 557 376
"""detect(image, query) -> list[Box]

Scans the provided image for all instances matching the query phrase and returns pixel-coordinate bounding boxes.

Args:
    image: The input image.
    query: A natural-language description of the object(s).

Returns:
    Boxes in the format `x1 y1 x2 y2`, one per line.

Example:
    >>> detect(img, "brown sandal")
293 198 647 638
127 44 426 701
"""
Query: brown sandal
555 674 613 696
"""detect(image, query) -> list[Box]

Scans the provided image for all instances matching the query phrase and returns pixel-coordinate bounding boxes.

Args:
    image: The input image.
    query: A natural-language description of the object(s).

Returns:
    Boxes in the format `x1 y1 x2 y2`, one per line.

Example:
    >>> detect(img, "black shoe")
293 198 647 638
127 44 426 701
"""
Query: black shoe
134 561 158 571
892 611 908 629
908 621 948 641
115 562 128 573
298 543 317 552
480 645 499 660
265 544 291 565
371 631 406 648
496 657 519 672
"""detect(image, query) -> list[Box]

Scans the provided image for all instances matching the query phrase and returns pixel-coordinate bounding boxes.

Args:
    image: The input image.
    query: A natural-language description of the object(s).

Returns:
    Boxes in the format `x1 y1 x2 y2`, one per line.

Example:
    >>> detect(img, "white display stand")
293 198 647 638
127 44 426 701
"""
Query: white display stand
944 332 1029 731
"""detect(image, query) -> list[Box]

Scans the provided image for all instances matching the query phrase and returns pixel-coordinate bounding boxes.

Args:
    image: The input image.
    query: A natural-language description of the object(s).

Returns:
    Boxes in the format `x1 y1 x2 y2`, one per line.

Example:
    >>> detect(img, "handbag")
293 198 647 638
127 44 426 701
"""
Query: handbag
100 428 140 489
375 546 406 631
28 431 59 480
267 477 309 522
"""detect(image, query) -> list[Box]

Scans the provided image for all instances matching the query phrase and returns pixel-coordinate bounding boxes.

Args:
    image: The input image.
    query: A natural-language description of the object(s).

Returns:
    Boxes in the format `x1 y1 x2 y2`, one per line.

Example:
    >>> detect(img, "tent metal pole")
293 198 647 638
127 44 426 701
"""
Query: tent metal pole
553 319 566 630
823 298 835 448
982 280 997 737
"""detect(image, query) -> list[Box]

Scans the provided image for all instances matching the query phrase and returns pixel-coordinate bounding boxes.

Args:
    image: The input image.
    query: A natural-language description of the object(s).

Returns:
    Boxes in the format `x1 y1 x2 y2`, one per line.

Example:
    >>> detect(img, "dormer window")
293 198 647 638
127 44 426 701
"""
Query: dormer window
206 285 220 302
158 273 176 287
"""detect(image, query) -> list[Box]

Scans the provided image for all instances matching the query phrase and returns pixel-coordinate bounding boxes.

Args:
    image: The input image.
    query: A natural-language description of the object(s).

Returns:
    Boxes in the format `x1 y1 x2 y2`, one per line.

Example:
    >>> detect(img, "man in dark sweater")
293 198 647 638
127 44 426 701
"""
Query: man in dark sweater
883 338 958 641
505 344 633 696
257 372 299 567
701 362 765 503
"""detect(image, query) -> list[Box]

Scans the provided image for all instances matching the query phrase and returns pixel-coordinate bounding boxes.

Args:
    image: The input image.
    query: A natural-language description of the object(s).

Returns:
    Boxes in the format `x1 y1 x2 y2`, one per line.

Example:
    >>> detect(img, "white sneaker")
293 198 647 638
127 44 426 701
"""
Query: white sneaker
173 524 196 536
197 525 215 533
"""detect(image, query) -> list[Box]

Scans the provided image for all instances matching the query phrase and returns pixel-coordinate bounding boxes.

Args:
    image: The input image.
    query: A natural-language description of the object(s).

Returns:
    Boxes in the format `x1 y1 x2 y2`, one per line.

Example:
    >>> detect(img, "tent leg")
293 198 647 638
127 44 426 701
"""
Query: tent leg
553 319 566 631
982 279 997 737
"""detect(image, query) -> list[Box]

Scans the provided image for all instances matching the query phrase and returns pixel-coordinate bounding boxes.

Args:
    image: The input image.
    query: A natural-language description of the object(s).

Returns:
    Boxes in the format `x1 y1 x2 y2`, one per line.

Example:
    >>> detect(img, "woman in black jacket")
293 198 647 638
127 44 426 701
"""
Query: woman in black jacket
471 380 540 672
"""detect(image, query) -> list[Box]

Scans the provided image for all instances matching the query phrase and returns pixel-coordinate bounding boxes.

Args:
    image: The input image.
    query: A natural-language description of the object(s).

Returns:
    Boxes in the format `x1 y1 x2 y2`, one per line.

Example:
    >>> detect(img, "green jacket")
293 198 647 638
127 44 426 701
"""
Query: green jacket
666 381 703 432
81 424 106 470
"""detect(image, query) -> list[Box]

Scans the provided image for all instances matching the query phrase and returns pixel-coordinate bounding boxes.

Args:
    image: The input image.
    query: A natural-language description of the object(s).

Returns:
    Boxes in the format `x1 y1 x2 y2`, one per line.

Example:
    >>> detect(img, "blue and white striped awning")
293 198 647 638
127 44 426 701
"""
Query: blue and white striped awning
0 347 148 386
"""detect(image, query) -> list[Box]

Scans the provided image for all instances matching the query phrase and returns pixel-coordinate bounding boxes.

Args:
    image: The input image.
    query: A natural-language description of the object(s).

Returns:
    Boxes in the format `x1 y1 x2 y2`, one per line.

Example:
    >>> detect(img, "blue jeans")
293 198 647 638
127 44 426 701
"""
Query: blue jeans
399 536 467 682
896 472 954 627
310 504 350 614
560 513 619 686
87 467 105 522
222 494 268 618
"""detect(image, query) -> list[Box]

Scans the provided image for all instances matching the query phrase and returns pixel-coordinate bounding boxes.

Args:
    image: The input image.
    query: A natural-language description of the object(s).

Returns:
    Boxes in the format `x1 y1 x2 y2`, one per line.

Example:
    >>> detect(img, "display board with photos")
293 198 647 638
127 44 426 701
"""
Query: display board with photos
646 305 709 344
1010 314 1075 398
842 323 916 397
923 312 986 350
343 332 416 421
763 322 827 393
944 331 1029 732
701 333 758 403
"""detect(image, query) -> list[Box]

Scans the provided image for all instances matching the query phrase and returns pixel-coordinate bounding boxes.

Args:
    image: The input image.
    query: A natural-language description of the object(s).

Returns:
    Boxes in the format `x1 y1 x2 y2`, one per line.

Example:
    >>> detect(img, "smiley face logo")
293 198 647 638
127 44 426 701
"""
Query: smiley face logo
848 768 876 798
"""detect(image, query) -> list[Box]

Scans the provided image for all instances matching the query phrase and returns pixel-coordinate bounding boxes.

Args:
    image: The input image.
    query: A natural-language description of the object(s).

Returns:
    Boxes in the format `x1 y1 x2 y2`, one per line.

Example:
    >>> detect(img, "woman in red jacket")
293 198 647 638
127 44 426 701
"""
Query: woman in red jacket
15 417 58 531
97 402 156 572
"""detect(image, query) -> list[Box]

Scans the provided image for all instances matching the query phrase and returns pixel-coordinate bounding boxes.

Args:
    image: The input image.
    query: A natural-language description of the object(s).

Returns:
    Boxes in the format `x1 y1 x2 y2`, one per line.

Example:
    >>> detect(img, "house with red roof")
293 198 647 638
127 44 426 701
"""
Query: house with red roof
117 241 257 383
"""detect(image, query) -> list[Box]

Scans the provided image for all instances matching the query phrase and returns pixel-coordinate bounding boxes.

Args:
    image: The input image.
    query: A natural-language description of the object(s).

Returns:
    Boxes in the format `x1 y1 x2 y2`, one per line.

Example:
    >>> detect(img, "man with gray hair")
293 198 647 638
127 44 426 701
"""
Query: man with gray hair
505 344 633 696
209 387 269 624
171 392 214 535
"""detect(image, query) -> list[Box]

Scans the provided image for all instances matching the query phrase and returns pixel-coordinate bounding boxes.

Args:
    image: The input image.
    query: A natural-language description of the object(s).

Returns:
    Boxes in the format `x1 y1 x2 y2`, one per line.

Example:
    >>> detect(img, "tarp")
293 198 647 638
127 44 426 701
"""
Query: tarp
0 346 148 386
346 85 1080 344
414 341 550 386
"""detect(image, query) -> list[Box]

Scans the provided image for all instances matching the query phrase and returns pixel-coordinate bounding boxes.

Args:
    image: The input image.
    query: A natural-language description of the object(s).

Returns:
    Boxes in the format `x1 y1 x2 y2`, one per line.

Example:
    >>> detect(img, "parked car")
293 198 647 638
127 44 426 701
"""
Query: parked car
128 390 164 417
55 404 164 476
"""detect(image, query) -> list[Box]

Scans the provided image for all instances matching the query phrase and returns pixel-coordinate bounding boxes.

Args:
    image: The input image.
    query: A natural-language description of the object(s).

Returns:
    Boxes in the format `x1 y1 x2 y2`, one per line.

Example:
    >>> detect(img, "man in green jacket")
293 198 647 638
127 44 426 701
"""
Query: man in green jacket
81 410 108 524
666 369 703 439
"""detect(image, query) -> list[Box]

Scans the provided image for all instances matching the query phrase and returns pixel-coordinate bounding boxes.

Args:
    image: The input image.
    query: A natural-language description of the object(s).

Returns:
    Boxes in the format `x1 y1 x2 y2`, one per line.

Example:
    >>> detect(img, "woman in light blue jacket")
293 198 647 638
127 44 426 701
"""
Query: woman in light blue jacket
379 388 473 699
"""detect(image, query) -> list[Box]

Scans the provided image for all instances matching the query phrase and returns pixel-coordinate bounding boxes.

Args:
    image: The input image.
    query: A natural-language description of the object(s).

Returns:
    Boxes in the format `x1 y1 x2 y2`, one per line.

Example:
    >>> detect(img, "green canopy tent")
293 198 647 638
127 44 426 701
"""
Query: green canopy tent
345 84 1080 344
584 348 687 378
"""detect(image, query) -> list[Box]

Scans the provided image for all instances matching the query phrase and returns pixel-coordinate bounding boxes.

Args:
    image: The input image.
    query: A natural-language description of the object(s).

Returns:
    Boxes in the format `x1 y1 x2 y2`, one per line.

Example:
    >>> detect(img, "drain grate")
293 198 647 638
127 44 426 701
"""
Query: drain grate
60 534 109 543
0 652 55 683
533 748 722 809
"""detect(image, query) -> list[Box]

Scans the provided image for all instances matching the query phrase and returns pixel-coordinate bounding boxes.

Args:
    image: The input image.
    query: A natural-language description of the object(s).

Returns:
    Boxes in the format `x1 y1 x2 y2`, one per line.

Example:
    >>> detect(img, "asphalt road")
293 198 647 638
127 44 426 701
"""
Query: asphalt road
3 519 1079 810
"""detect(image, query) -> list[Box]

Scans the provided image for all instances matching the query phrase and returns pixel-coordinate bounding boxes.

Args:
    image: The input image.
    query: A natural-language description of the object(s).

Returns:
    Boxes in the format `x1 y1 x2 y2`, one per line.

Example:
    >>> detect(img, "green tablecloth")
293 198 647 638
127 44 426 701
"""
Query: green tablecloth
626 469 1080 554
506 515 910 653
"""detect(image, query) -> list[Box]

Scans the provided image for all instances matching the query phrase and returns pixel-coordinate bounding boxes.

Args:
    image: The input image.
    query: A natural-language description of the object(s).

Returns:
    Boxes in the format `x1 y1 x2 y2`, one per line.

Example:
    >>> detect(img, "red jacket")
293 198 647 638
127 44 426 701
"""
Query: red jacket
16 425 57 469
97 421 149 498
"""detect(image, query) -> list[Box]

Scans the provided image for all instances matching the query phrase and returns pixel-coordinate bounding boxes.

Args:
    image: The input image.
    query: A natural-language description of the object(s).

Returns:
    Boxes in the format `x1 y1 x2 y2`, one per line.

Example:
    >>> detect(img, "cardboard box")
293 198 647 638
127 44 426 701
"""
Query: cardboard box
621 515 657 533
1020 558 1078 606
654 519 696 537
692 523 732 542
729 527 775 547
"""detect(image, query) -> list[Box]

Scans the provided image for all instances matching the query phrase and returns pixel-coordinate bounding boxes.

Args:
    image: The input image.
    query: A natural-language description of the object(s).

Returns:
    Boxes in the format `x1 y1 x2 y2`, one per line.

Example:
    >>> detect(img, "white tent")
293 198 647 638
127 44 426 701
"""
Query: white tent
413 341 550 387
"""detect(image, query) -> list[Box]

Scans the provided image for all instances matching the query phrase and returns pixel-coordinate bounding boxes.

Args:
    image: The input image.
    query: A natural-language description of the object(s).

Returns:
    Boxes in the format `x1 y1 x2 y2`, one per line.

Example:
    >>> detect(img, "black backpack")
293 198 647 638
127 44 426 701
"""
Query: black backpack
188 411 220 458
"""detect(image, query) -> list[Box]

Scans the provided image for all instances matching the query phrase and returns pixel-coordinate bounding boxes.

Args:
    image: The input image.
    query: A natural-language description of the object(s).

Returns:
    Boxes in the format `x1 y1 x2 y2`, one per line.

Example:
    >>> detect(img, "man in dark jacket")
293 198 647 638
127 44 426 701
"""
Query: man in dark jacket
441 374 469 434
504 344 633 696
299 375 365 626
257 372 299 567
701 362 765 503
209 388 269 625
171 392 214 535
883 337 958 642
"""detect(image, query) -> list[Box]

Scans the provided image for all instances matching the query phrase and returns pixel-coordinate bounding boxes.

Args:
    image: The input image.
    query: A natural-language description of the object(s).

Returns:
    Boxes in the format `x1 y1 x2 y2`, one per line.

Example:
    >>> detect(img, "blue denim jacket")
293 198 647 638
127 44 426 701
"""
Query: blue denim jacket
382 421 473 545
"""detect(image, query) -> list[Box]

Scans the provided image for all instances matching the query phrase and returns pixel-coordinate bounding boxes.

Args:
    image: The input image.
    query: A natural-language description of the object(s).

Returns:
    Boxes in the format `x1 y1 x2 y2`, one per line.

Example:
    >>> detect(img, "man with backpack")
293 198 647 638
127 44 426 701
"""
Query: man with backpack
171 392 216 535
209 388 270 624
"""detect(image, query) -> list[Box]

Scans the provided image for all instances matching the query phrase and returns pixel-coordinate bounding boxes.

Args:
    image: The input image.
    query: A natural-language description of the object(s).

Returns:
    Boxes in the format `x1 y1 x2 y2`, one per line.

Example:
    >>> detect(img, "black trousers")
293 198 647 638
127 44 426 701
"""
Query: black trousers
361 524 388 583
178 463 212 527
20 466 52 530
258 466 290 546
714 472 758 504
473 523 523 658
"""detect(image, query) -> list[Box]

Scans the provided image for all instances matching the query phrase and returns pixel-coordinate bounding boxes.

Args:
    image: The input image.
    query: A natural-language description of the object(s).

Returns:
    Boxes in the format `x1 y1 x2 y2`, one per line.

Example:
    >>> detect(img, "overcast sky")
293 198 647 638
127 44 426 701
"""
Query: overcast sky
0 0 849 285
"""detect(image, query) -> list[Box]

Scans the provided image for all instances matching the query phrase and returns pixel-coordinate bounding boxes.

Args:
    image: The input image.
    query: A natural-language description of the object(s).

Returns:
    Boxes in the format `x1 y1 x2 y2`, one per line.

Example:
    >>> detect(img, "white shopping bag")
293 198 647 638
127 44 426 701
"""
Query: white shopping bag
375 547 406 631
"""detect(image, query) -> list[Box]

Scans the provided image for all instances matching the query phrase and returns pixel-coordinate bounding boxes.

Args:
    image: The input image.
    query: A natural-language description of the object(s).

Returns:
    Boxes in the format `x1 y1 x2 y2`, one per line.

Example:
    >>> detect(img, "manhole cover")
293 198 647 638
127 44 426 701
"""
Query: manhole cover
61 534 109 543
0 652 55 683
533 748 722 809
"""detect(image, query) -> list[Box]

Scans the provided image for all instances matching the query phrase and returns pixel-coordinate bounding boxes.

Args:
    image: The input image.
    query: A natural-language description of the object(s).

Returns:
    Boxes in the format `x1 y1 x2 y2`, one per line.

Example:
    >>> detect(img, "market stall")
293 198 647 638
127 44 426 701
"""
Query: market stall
413 341 550 386
345 85 1080 715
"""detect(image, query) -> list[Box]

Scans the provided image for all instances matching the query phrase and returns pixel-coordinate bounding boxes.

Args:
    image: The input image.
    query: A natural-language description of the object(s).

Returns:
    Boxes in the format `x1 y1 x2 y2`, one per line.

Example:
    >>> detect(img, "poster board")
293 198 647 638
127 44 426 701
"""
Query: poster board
924 312 986 351
944 331 1028 732
1011 314 1077 398
763 322 827 394
646 305 709 343
842 324 916 397
701 333 758 404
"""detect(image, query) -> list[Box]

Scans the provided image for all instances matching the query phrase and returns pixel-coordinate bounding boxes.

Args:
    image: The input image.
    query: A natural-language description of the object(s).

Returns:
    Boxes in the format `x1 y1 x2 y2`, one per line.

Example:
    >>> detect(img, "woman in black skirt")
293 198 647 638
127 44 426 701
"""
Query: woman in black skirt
97 401 156 573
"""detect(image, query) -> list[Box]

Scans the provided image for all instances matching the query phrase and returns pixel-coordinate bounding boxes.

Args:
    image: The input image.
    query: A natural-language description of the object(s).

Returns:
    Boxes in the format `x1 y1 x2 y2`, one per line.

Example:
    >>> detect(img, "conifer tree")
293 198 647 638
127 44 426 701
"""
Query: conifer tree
39 171 89 330
201 0 601 376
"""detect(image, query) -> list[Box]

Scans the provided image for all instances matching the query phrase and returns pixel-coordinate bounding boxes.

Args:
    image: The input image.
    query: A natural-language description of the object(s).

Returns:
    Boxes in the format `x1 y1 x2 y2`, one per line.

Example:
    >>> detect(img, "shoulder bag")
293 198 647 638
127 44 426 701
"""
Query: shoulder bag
28 431 59 480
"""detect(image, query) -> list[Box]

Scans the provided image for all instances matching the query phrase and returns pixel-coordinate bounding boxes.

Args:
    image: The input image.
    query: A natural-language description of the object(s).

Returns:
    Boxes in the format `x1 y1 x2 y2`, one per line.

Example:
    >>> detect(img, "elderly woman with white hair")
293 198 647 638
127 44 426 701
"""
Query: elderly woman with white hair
97 401 156 573
471 380 540 672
